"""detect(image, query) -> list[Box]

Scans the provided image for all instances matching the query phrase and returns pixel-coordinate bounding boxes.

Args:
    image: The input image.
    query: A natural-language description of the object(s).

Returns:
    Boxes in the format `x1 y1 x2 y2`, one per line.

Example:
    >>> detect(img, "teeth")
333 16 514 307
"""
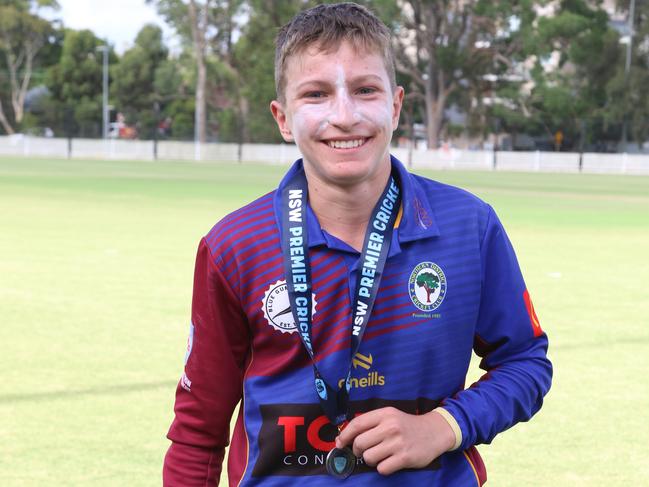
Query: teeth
328 139 365 149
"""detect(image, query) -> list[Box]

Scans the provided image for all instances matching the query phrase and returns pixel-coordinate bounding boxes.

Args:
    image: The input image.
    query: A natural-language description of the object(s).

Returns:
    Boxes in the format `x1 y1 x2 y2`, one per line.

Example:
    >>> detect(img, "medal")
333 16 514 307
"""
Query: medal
326 447 356 479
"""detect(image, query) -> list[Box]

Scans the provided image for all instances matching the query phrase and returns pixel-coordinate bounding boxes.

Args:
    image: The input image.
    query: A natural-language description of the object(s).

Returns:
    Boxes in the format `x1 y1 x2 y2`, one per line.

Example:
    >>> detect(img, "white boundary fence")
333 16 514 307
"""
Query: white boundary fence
2 135 649 175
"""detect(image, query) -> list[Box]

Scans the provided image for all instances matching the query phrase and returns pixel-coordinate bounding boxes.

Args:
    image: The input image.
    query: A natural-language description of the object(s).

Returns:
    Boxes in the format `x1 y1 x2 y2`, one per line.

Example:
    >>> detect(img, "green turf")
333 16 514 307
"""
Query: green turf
1 156 648 486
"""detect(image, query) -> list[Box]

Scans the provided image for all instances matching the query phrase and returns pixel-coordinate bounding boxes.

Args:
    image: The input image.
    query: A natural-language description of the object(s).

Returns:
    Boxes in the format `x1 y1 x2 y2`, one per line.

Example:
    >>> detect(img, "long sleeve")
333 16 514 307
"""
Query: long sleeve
163 238 251 486
441 207 552 451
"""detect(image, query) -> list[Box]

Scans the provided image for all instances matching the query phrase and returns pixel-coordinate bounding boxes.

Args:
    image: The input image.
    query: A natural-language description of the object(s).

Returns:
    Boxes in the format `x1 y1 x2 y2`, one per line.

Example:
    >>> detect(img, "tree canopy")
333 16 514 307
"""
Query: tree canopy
2 0 646 151
0 0 59 133
416 272 439 303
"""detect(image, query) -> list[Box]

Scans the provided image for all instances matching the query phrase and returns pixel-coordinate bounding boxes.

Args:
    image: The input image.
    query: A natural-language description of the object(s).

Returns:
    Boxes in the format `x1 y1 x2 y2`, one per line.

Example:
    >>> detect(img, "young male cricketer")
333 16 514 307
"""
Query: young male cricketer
163 3 552 485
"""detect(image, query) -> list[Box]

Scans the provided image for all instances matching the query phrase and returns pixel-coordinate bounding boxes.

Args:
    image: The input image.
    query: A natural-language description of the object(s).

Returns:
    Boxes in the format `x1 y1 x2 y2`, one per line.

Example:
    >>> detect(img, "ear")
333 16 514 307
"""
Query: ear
391 86 405 131
270 100 294 142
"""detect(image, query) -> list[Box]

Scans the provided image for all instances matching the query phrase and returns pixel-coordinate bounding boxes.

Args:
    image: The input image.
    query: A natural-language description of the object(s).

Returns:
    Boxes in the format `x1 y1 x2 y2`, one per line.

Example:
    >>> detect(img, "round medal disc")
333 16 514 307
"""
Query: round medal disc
326 447 355 479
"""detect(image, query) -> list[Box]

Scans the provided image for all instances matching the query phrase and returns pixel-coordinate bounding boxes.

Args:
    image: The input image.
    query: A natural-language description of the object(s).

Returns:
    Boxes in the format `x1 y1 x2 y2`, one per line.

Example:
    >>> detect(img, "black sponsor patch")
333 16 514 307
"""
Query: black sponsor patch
252 397 441 477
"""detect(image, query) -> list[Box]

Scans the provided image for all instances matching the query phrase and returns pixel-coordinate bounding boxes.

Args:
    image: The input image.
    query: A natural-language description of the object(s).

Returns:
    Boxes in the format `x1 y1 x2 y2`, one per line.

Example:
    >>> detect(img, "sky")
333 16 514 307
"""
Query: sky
44 0 175 54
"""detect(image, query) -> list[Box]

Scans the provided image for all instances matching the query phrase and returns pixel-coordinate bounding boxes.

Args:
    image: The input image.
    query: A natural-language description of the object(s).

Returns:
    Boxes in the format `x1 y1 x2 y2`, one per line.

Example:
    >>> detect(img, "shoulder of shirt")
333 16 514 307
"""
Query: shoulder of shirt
408 171 493 217
203 189 278 257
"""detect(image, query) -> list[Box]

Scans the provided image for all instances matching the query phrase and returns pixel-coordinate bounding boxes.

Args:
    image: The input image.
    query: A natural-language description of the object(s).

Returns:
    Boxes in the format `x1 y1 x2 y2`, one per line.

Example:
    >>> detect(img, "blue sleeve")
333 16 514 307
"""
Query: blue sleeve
441 206 552 450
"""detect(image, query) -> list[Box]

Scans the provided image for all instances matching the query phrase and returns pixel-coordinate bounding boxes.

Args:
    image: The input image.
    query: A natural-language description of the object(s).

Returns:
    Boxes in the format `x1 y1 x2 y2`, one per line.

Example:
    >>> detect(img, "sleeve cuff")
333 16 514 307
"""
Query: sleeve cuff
433 407 462 451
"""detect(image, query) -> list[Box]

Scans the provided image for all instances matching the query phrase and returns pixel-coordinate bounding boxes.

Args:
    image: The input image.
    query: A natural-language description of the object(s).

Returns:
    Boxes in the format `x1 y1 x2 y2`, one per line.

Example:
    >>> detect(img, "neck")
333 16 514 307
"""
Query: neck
305 167 391 252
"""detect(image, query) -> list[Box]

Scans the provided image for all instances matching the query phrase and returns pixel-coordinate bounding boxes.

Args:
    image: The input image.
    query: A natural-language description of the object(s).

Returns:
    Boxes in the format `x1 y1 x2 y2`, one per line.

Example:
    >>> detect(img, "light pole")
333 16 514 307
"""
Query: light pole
96 44 109 139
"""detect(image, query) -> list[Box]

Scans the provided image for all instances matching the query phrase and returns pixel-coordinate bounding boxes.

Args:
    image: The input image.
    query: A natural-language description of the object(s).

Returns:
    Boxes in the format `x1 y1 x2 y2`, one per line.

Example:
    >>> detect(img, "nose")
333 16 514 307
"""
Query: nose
327 90 359 130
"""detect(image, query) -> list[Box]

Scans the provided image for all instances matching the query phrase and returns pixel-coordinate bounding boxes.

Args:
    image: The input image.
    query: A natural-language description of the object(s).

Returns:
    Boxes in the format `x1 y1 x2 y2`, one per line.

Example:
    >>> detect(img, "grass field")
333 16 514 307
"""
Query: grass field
1 156 648 486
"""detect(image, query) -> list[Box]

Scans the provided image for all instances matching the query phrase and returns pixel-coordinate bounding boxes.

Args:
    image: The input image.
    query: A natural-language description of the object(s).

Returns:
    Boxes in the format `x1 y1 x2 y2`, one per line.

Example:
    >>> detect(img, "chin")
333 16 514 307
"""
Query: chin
325 164 384 187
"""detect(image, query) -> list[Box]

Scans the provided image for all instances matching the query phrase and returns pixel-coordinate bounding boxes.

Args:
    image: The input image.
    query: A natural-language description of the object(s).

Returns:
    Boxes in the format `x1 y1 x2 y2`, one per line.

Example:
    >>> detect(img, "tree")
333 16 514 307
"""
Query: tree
604 0 649 148
111 25 169 138
148 0 206 142
153 51 196 139
606 62 649 148
46 29 115 137
148 0 245 142
527 0 621 150
416 272 439 304
386 0 541 149
0 0 59 134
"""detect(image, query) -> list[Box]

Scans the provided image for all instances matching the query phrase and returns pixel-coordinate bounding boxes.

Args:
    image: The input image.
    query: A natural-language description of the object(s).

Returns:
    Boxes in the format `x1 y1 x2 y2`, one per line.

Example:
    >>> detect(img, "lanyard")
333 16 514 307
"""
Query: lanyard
280 168 401 426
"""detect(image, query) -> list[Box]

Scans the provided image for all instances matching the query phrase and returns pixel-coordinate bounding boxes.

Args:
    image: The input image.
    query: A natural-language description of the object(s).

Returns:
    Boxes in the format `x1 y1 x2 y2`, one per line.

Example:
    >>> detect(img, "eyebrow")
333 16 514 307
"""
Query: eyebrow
294 74 385 91
294 79 330 91
350 74 385 84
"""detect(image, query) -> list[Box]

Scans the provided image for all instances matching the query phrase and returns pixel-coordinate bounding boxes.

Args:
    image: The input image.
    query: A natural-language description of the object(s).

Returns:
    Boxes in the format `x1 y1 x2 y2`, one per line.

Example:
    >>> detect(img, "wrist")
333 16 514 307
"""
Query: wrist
432 407 462 451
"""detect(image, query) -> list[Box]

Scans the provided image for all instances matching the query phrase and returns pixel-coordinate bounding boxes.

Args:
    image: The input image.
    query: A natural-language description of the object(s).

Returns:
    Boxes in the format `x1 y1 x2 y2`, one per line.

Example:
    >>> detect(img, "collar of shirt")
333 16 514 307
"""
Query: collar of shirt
273 155 440 256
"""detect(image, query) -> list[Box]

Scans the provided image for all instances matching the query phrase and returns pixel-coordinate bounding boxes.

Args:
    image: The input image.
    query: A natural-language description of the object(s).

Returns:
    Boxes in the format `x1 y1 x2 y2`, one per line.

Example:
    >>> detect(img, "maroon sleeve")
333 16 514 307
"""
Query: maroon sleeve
163 238 250 486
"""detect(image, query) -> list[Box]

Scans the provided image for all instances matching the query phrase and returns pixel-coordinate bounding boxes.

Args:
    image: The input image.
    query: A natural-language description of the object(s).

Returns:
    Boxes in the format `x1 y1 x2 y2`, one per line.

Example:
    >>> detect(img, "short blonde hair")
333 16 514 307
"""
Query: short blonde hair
274 2 396 101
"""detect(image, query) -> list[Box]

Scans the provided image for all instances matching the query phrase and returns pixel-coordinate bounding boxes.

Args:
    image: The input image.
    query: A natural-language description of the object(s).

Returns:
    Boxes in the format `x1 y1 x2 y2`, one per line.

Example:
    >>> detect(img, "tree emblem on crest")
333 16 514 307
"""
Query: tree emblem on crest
416 272 440 303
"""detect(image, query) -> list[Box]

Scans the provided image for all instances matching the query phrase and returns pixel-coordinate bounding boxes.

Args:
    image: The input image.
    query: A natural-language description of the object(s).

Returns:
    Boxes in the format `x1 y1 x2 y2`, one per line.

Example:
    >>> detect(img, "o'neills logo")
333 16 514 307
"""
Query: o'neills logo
262 280 317 334
338 371 385 389
408 262 447 311
252 398 441 477
337 353 385 390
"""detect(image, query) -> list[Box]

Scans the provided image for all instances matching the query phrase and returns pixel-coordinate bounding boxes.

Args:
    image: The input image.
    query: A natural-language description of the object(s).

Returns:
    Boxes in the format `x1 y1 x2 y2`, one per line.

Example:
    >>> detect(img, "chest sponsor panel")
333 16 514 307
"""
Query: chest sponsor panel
252 397 441 477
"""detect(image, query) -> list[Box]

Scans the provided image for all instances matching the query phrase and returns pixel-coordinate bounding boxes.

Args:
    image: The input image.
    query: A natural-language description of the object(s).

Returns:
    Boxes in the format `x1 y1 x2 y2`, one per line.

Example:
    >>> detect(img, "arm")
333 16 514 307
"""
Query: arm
337 206 552 473
440 206 553 450
163 238 250 486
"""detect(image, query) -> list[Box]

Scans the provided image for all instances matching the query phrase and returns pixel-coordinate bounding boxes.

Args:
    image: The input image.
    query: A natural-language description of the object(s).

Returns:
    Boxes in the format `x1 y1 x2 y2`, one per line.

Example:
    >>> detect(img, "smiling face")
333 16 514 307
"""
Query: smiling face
271 41 404 188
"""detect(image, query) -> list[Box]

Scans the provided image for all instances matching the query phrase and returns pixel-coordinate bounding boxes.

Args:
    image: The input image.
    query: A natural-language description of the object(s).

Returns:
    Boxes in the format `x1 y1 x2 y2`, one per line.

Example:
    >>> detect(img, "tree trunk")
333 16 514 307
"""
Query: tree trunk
3 30 39 127
195 55 207 143
0 100 15 134
238 95 249 142
10 47 33 124
425 89 446 150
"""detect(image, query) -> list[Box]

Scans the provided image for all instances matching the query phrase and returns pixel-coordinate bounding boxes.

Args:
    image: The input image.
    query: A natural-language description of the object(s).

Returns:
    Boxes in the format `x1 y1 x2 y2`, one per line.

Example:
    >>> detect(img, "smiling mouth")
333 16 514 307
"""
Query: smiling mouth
326 138 368 149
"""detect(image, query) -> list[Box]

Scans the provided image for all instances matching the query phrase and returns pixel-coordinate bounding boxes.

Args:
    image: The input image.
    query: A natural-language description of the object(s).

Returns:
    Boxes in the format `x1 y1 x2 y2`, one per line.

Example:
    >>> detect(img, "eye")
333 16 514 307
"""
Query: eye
304 91 326 99
357 87 377 95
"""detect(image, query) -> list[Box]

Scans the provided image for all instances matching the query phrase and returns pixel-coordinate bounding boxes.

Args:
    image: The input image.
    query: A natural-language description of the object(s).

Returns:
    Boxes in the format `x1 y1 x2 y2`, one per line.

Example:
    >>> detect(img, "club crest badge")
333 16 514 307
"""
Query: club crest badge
408 262 447 311
262 280 317 334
